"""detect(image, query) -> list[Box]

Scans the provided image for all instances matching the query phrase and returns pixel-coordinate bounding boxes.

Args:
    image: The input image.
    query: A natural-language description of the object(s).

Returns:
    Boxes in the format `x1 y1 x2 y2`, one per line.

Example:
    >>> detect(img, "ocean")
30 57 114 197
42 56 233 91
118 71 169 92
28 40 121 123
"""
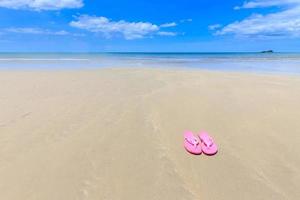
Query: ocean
1 52 300 74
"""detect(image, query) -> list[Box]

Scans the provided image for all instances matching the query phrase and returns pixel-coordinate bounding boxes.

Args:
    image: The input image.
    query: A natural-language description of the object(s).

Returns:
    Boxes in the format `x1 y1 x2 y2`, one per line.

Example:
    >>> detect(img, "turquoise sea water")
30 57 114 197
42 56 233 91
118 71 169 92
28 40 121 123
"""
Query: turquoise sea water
1 52 300 74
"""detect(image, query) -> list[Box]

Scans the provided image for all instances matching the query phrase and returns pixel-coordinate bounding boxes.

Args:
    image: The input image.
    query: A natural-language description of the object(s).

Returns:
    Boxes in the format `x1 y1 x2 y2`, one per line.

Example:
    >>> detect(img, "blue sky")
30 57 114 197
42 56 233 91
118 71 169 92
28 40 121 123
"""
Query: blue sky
0 0 300 52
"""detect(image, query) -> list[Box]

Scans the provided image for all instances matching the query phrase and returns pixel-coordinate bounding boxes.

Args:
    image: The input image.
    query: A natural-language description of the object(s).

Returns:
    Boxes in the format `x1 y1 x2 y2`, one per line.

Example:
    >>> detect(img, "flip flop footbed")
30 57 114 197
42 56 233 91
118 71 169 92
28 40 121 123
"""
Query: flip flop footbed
184 131 202 155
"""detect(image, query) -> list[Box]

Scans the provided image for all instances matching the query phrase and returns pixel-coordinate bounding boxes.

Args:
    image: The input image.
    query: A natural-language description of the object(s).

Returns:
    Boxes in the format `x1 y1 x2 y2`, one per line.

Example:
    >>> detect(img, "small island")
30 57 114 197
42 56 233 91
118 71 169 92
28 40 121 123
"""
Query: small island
260 50 274 53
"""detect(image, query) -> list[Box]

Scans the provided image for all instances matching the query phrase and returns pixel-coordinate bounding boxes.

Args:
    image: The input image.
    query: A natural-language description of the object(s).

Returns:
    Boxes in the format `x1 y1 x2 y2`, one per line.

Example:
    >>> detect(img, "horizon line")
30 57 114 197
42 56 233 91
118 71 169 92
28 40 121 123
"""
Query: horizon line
0 51 299 54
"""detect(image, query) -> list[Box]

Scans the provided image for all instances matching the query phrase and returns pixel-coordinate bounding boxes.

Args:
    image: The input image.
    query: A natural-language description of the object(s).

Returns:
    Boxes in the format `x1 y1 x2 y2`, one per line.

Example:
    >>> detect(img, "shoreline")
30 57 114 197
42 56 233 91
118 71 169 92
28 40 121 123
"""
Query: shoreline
1 65 300 77
1 52 300 75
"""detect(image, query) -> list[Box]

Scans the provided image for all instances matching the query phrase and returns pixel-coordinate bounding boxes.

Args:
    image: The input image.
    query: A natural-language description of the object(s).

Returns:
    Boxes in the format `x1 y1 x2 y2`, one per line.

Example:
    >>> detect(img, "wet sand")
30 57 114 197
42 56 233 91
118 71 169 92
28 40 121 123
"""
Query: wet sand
0 68 299 200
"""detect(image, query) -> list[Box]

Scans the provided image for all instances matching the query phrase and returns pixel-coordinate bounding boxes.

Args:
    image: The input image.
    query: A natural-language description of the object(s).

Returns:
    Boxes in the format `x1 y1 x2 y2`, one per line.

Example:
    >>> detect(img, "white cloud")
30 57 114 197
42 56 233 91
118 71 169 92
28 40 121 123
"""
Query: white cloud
180 19 193 23
70 15 178 40
5 28 70 35
160 22 177 28
216 0 300 38
234 0 299 9
0 0 83 10
157 31 177 36
208 24 222 30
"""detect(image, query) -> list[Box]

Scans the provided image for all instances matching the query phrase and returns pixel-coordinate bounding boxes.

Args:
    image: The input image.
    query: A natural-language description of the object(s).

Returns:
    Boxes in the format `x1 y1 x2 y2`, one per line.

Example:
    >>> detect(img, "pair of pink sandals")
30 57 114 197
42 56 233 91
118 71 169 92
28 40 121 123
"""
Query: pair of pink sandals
184 131 218 155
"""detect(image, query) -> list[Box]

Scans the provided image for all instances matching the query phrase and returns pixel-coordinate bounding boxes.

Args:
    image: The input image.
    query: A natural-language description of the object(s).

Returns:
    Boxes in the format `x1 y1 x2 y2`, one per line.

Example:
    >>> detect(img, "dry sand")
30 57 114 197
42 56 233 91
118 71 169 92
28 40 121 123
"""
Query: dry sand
0 68 299 200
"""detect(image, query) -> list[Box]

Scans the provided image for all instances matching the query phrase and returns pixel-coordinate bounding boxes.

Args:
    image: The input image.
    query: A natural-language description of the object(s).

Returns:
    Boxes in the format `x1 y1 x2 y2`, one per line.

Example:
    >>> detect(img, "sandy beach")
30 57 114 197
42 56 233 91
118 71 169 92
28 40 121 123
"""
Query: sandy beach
0 67 299 200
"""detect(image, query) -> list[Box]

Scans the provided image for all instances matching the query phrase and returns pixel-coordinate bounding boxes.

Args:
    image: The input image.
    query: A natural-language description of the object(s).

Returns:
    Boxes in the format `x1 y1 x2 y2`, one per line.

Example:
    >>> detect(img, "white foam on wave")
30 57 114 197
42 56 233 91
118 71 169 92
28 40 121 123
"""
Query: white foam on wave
0 58 89 61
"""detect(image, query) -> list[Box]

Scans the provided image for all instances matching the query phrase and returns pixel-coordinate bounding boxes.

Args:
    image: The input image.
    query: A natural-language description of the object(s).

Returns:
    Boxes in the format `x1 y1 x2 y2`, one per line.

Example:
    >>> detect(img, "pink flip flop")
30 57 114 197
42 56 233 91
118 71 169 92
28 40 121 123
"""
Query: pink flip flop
184 131 202 155
199 131 218 156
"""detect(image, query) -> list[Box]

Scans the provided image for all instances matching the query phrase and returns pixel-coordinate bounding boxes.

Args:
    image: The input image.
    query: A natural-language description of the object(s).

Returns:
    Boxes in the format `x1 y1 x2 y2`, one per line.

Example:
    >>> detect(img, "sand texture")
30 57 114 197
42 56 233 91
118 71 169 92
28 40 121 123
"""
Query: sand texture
0 68 299 200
